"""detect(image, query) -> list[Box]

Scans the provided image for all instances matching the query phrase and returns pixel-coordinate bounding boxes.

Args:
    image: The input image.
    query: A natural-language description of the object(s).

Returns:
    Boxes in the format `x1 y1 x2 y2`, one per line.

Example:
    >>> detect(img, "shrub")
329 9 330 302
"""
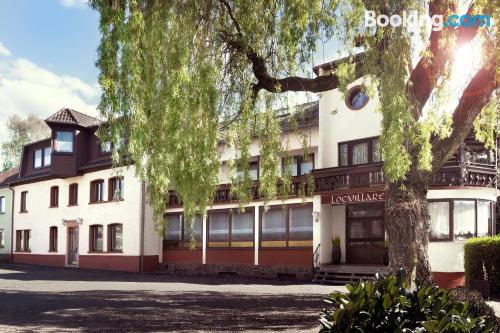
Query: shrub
450 287 500 332
464 235 500 295
319 270 497 332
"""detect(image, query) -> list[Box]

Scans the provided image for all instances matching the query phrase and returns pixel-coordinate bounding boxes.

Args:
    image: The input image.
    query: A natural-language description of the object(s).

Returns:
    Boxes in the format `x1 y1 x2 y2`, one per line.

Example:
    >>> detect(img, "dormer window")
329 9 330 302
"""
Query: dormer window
55 131 74 153
34 147 51 168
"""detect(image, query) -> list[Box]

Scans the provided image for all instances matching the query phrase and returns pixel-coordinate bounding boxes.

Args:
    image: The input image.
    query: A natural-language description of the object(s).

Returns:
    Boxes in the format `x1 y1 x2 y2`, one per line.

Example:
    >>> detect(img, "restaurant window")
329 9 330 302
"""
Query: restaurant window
55 131 74 153
49 227 58 252
282 154 314 176
338 137 381 166
50 186 59 207
90 180 104 203
109 177 124 201
0 196 5 214
90 225 104 252
454 201 476 240
428 200 494 241
69 183 78 205
108 224 123 252
207 209 254 248
261 204 313 247
20 191 28 212
428 201 451 240
164 214 203 248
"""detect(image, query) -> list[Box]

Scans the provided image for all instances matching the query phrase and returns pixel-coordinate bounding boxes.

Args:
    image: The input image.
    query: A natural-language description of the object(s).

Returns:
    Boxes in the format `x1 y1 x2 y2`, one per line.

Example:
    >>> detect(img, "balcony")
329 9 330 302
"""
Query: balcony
313 162 385 193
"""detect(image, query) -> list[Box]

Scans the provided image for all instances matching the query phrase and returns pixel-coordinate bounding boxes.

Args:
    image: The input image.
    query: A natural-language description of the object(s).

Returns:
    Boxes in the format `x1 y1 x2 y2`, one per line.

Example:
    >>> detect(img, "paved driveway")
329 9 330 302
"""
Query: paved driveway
0 264 342 332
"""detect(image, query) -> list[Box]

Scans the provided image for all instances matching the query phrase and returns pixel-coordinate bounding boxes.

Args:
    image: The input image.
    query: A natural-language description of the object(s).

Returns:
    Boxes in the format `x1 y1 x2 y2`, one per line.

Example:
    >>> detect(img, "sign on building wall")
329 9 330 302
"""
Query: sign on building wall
322 190 386 205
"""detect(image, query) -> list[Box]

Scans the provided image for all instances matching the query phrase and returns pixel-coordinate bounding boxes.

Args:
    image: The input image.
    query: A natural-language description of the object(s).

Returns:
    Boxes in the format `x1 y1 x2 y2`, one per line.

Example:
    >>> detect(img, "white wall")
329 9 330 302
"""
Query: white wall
13 166 146 258
0 187 13 255
318 77 381 169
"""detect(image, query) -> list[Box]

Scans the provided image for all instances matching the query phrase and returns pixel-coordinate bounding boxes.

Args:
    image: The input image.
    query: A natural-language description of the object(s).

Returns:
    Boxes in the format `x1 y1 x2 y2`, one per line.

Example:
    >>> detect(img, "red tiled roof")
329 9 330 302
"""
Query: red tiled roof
45 108 102 128
0 167 19 187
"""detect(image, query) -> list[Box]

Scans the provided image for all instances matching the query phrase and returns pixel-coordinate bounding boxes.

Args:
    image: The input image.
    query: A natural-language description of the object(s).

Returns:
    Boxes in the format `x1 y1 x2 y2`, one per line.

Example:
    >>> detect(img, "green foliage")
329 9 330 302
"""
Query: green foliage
464 235 500 295
1 114 50 171
319 270 495 332
331 235 340 247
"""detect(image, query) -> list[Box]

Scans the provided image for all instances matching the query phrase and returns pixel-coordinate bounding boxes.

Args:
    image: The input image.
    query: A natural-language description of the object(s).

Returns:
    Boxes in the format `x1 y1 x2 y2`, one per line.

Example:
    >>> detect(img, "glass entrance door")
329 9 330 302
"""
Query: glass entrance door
67 227 79 265
346 204 385 264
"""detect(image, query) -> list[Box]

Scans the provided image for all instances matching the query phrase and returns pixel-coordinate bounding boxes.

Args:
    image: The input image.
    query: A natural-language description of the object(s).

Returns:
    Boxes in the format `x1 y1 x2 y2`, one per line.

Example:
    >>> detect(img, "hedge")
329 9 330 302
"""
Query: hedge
464 235 500 295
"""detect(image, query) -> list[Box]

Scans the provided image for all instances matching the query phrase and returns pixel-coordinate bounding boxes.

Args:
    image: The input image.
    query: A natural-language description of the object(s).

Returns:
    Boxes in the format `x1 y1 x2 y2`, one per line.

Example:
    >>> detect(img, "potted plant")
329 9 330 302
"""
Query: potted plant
383 238 389 266
331 235 341 264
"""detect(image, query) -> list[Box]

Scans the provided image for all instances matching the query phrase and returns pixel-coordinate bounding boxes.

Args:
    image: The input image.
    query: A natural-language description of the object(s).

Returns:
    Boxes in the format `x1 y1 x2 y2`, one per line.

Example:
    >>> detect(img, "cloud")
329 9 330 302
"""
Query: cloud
60 0 88 8
0 42 11 57
0 51 100 167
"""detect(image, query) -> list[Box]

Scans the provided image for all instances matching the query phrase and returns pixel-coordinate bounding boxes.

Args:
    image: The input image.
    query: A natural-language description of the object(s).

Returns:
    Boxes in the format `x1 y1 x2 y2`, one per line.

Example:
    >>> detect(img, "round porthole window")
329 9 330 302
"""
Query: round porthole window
345 85 369 110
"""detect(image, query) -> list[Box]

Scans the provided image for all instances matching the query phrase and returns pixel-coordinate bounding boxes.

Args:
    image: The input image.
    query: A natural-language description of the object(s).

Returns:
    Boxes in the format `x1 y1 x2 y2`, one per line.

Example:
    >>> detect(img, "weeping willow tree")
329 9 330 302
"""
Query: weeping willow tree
90 0 498 283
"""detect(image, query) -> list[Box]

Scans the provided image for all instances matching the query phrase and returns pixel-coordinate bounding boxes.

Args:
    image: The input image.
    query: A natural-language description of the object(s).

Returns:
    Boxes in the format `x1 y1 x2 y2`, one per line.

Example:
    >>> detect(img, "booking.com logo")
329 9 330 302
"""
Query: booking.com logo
365 10 492 31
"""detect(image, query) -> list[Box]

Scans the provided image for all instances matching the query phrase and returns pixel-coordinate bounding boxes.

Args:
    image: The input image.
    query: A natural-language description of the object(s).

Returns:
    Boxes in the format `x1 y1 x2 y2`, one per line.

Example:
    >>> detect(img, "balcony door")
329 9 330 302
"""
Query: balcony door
346 204 385 264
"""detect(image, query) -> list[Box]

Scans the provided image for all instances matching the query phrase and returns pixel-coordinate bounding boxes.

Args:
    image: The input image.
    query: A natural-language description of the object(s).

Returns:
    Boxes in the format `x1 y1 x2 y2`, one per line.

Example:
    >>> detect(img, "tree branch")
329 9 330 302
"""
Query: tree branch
407 2 477 120
431 66 496 171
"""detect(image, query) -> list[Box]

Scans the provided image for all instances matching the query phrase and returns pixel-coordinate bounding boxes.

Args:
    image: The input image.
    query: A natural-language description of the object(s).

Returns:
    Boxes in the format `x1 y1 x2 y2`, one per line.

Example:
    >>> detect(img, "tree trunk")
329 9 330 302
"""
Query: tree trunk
385 176 434 287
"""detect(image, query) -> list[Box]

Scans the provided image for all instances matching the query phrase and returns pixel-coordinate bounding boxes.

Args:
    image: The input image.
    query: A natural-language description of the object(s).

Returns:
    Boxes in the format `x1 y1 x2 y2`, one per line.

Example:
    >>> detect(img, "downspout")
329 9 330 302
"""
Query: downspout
139 181 145 272
9 186 14 263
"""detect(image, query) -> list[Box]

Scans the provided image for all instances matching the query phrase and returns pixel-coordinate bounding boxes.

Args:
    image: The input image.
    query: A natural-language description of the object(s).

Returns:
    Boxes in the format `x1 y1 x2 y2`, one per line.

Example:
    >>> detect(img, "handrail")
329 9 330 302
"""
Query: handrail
313 243 321 271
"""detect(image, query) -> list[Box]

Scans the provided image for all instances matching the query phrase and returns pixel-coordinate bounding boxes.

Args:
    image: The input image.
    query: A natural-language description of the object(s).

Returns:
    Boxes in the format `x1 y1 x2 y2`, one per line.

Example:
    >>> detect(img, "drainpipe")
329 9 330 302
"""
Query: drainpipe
8 186 14 263
139 181 145 272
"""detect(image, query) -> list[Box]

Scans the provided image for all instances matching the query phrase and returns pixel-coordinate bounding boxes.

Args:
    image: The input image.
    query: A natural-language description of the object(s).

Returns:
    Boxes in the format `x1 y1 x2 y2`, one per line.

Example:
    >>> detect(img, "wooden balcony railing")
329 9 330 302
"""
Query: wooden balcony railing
166 162 497 208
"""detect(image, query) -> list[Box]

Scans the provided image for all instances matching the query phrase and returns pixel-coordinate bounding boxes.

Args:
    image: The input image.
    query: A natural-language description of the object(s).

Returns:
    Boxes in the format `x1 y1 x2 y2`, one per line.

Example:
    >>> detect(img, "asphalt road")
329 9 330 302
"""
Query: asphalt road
0 264 342 332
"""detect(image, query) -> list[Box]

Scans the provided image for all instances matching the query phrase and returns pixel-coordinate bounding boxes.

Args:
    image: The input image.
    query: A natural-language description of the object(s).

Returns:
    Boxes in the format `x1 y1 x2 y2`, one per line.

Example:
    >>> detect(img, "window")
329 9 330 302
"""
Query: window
34 149 43 168
90 225 104 252
231 210 254 242
428 202 451 240
44 147 51 166
109 177 124 201
282 154 315 176
16 230 30 252
108 224 123 252
345 85 369 110
55 131 74 153
0 229 4 248
428 200 494 241
454 201 476 240
49 227 58 252
0 196 5 214
261 204 313 247
164 214 202 248
100 141 112 154
50 186 59 207
90 180 104 203
20 191 27 212
338 137 381 166
68 183 78 205
249 161 259 181
207 209 254 247
289 206 314 240
477 201 491 237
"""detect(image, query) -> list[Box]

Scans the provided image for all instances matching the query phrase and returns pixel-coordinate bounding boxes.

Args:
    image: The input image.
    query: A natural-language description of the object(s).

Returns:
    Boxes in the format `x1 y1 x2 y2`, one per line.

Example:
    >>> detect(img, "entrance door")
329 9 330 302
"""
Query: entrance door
67 227 79 266
346 204 385 264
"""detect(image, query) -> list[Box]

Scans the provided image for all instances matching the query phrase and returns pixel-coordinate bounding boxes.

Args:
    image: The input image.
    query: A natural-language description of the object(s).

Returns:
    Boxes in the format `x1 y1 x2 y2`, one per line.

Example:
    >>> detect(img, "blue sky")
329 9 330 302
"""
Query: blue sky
0 0 100 83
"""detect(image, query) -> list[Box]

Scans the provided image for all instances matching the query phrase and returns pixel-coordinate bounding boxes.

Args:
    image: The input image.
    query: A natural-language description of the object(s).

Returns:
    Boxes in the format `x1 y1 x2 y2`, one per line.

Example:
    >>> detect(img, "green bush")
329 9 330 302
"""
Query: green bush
319 270 496 332
464 235 500 295
331 235 340 247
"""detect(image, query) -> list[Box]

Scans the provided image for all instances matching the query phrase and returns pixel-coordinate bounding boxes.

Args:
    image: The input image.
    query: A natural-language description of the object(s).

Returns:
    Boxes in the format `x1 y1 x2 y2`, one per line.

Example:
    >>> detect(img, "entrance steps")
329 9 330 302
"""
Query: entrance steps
313 264 388 285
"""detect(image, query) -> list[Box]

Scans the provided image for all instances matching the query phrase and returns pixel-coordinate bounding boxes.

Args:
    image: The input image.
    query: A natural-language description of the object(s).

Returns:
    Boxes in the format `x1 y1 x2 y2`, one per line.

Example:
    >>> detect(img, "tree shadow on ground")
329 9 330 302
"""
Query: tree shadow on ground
0 263 313 286
0 289 323 332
